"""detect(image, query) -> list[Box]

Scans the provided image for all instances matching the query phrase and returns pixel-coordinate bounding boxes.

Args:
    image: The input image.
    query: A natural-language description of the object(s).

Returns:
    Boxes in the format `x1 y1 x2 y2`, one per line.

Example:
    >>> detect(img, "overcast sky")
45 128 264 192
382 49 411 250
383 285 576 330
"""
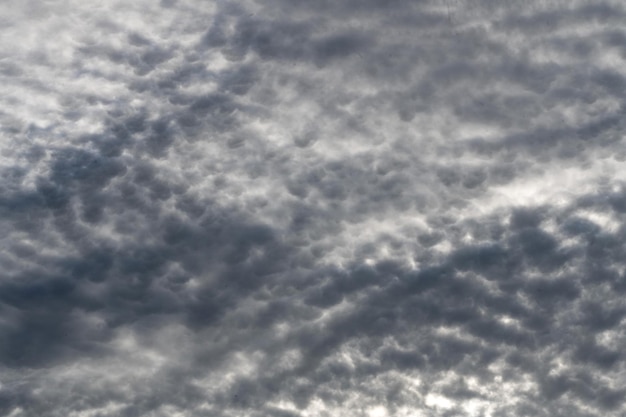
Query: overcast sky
1 0 626 416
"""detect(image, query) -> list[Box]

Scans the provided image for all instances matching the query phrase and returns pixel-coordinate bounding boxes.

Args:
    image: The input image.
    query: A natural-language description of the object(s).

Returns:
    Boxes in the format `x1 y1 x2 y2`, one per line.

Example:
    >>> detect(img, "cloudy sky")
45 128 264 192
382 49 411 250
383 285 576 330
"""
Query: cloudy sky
1 0 626 416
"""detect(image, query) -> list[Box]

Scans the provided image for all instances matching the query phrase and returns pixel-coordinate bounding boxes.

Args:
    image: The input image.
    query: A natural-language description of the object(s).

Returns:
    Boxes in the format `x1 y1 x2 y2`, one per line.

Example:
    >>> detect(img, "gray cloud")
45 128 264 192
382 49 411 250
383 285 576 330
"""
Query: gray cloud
1 0 626 416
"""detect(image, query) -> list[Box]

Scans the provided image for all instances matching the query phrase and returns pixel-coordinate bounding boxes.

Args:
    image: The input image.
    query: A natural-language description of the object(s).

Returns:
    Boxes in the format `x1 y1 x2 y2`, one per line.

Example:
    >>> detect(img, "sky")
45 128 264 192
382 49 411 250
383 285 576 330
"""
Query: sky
1 0 626 416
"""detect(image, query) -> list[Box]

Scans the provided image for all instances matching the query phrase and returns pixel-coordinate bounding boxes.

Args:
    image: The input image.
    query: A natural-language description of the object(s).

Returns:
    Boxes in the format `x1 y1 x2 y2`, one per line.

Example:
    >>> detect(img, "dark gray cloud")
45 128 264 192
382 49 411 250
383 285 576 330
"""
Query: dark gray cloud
1 0 626 416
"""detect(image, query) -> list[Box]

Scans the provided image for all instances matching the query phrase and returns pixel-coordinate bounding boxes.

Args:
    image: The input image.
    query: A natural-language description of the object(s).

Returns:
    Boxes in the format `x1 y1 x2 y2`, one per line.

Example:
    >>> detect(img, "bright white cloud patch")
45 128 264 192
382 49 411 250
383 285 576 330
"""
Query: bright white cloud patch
1 0 626 416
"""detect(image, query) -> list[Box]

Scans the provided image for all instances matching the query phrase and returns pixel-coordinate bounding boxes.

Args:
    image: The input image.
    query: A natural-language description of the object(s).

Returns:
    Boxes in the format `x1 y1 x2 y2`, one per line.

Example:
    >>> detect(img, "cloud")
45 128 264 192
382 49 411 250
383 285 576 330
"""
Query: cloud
1 0 626 416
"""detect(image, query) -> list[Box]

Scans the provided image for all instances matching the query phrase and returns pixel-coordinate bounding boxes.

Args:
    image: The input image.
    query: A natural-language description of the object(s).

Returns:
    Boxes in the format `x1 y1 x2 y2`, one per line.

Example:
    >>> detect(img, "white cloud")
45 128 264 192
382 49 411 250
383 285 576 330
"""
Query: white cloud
1 0 626 416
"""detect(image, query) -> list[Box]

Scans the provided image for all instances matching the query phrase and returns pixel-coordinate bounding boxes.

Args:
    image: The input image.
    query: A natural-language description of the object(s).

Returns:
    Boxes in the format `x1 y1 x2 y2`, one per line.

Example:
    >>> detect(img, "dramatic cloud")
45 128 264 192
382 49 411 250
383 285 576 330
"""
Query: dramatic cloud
1 0 625 416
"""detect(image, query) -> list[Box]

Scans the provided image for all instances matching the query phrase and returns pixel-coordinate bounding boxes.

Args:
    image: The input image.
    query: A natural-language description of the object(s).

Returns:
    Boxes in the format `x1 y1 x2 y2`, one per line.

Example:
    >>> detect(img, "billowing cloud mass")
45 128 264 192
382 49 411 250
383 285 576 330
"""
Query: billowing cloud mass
1 0 626 416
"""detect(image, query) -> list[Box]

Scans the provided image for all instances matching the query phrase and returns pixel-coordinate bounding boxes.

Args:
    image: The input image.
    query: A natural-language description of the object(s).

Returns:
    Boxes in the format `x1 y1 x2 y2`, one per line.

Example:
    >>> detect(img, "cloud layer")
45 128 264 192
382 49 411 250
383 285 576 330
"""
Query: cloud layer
1 0 626 416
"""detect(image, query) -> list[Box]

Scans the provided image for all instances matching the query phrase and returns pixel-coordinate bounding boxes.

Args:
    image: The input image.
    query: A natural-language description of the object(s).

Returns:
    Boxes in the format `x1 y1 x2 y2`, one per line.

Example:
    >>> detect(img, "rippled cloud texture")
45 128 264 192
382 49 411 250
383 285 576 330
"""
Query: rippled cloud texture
1 0 626 416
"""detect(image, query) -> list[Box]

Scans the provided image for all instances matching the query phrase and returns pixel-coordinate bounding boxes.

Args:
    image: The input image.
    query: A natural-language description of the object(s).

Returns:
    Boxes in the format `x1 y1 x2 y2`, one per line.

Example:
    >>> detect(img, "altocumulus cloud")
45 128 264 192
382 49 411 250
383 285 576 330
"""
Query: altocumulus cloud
1 0 626 416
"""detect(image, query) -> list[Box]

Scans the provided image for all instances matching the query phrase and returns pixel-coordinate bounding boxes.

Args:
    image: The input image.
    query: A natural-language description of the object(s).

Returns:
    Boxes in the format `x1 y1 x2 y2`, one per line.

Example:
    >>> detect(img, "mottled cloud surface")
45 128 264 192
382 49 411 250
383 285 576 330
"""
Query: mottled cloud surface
1 0 626 416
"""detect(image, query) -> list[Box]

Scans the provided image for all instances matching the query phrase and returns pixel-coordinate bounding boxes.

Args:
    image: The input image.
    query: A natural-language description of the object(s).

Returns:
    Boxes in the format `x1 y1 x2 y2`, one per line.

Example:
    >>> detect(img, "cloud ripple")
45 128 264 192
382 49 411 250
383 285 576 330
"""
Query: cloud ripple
1 0 625 416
